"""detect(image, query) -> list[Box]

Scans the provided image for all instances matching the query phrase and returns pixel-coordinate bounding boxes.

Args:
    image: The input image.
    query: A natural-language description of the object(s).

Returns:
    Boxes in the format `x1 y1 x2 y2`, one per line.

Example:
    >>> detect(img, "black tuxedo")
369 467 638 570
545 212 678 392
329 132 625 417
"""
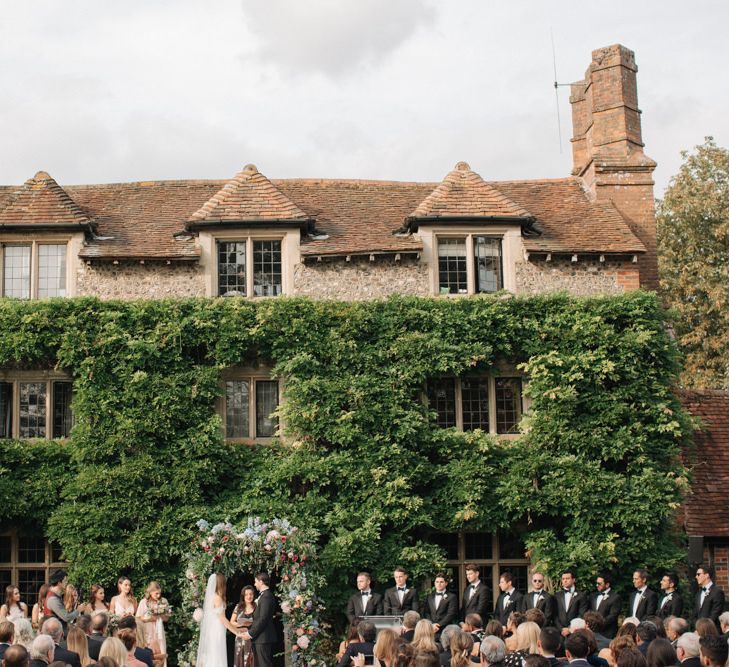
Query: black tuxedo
384 586 419 615
346 591 384 624
87 633 105 661
494 589 524 626
461 581 492 622
423 591 458 628
249 588 277 667
695 584 725 627
680 658 702 667
590 590 622 638
30 661 49 667
657 590 683 619
628 588 658 620
554 589 589 632
54 644 81 667
135 646 154 667
521 590 556 627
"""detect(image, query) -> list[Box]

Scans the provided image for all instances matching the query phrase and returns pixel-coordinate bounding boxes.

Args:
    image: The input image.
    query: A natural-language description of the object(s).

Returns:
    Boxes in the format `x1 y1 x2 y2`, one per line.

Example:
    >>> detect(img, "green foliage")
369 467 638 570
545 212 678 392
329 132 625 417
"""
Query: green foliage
0 292 690 654
658 137 729 388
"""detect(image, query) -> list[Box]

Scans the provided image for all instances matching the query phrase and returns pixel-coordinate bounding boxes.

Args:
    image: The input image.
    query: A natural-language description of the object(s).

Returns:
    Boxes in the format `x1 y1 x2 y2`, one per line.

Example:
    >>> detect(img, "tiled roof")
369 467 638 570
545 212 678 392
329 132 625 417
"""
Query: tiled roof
0 170 645 260
680 389 729 537
0 171 92 229
187 164 311 227
409 162 533 221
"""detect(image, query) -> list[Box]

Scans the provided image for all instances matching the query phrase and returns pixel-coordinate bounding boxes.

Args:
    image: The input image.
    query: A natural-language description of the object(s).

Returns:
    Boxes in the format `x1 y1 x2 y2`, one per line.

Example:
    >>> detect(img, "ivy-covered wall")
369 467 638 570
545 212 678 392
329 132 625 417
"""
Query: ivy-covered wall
0 293 690 642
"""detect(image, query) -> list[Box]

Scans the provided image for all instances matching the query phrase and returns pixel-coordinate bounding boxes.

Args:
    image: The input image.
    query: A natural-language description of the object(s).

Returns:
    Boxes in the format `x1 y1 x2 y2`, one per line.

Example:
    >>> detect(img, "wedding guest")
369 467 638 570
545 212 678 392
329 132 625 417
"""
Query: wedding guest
521 572 554 629
555 569 589 638
616 648 646 667
439 626 462 667
694 566 725 631
116 617 152 667
698 636 728 667
1 588 27 622
76 615 92 635
96 658 118 667
117 629 146 667
462 565 492 623
718 612 729 639
483 621 503 640
363 628 401 667
384 568 419 616
461 614 484 662
645 639 675 667
537 626 562 667
31 586 49 633
99 637 130 667
87 614 108 661
231 585 256 667
503 613 525 651
40 618 80 667
628 572 657 622
424 575 458 636
503 621 539 667
11 618 34 651
109 579 136 618
675 633 700 667
337 620 376 667
656 574 682 620
450 631 474 667
616 624 637 643
634 622 656 657
693 619 717 639
524 656 549 667
67 626 93 667
605 636 637 667
30 634 55 667
45 571 78 635
583 612 610 651
494 574 523 628
591 574 621 639
0 622 14 659
412 620 439 659
564 632 592 667
524 609 545 628
402 611 420 642
337 623 360 661
665 617 688 646
2 644 29 667
82 587 109 616
479 635 506 667
345 573 383 625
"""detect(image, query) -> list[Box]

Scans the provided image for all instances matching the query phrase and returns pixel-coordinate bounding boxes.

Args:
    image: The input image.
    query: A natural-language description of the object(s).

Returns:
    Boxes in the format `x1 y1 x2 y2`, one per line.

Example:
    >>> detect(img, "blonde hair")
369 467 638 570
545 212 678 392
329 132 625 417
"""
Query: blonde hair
450 631 474 667
411 619 438 654
64 584 78 612
67 625 92 667
374 628 400 666
145 581 161 601
100 636 129 666
515 621 540 654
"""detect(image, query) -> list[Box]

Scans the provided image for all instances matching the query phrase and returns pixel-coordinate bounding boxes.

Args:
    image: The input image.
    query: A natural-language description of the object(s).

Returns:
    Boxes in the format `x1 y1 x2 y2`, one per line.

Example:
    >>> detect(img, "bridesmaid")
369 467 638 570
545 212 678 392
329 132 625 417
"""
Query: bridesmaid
82 585 109 614
136 581 170 667
31 584 49 630
0 586 27 620
64 583 79 613
109 576 137 617
230 585 256 667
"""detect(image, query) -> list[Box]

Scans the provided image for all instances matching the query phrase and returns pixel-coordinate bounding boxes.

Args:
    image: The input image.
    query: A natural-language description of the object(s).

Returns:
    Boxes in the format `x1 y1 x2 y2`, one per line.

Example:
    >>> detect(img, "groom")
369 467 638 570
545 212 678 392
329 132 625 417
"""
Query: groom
243 572 277 667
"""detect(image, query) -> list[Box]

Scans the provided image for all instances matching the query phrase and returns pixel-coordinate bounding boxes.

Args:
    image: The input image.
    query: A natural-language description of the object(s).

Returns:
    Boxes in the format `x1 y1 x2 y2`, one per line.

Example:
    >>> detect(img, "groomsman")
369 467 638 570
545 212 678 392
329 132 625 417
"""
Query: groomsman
522 571 556 628
658 572 684 619
694 564 725 629
424 573 458 635
629 569 658 621
494 571 524 626
590 572 621 638
384 567 419 616
554 568 589 637
346 572 384 624
461 563 492 622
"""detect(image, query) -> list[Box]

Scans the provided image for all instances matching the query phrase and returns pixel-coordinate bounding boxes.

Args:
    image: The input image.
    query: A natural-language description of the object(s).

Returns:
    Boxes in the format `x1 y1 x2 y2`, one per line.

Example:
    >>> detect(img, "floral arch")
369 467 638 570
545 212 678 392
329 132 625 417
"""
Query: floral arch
179 517 326 667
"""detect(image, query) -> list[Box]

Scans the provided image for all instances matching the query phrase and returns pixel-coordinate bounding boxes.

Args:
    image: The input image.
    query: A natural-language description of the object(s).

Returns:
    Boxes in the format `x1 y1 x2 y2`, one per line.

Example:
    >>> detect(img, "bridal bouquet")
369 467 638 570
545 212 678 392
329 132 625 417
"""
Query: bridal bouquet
146 598 173 618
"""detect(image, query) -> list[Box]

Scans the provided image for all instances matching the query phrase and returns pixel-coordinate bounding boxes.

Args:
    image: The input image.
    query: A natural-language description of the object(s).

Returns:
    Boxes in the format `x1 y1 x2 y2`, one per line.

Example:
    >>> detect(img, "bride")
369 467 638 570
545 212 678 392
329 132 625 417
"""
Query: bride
197 573 244 667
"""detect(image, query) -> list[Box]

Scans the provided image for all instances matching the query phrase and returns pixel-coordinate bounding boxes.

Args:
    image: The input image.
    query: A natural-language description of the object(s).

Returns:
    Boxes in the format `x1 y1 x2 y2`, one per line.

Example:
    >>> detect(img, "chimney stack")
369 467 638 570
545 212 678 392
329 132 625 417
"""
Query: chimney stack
570 45 658 290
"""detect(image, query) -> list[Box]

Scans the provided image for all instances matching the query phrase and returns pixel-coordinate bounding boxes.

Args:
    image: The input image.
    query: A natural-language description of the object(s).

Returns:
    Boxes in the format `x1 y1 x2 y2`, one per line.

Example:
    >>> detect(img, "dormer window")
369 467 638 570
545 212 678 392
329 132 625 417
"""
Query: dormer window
217 239 282 297
437 236 503 295
1 243 67 299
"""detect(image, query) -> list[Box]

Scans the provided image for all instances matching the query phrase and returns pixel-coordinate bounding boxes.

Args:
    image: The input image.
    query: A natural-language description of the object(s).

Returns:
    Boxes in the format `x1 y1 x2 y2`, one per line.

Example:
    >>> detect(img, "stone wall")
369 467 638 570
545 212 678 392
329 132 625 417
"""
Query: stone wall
293 256 430 300
77 261 206 299
515 257 639 296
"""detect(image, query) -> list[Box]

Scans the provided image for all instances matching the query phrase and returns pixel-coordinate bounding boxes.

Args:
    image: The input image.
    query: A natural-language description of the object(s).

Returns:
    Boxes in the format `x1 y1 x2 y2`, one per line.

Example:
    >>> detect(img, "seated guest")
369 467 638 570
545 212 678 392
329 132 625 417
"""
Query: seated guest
66 626 92 667
698 636 727 667
573 628 608 667
3 644 29 667
87 614 108 661
718 612 729 641
450 631 474 667
346 573 383 625
622 619 640 628
484 621 503 640
503 621 539 667
616 624 637 643
0 622 15 659
666 617 688 647
616 649 646 667
645 639 675 667
424 575 458 637
565 632 592 667
643 618 665 640
439 625 462 667
635 622 657 657
675 631 701 667
41 618 81 667
479 636 506 667
413 652 440 667
30 635 55 667
412 620 440 659
504 613 525 651
523 609 545 629
338 621 376 667
584 612 611 651
99 637 128 667
524 657 549 667
358 628 400 667
402 611 421 642
116 616 153 667
337 623 360 662
694 619 717 639
461 614 484 663
537 627 562 667
605 636 636 667
117 629 146 667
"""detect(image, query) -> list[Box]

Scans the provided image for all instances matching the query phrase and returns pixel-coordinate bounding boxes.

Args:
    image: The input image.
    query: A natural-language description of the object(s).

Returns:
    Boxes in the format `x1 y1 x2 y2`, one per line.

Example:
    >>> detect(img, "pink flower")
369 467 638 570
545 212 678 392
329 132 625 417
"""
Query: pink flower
296 636 310 649
296 628 305 636
281 602 292 614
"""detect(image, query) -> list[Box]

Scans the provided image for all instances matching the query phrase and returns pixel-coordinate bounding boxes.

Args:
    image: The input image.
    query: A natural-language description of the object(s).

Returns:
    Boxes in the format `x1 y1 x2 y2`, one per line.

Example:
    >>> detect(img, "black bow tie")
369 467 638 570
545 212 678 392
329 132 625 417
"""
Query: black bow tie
361 591 371 596
397 587 406 592
436 592 446 597
564 589 571 593
702 587 708 592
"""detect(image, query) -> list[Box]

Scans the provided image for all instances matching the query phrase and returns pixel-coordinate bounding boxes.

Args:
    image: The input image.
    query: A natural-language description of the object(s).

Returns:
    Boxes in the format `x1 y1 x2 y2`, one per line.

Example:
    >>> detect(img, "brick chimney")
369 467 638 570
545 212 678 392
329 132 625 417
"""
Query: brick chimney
570 45 658 290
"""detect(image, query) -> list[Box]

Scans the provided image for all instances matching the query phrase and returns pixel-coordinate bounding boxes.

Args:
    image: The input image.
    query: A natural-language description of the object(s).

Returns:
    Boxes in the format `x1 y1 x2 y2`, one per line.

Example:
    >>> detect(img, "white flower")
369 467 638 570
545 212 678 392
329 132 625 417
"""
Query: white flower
297 636 310 649
281 602 292 614
186 569 194 580
193 608 204 623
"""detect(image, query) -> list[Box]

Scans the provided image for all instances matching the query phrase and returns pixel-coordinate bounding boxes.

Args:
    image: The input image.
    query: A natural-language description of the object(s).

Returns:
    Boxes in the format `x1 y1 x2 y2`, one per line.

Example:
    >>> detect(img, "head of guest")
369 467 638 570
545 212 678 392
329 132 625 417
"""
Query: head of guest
694 619 718 639
610 636 638 665
498 572 514 593
676 633 700 665
67 625 91 666
514 621 540 654
412 619 437 655
596 572 613 593
575 628 599 659
565 632 590 662
12 618 34 649
30 634 55 664
41 617 64 644
480 635 506 667
75 614 92 635
583 612 605 636
646 638 676 667
356 572 372 592
91 612 109 636
463 614 483 632
617 623 638 642
440 625 461 652
569 618 586 633
561 568 577 592
699 636 728 667
538 627 561 658
97 658 118 667
373 628 400 667
402 611 420 632
450 631 474 667
636 622 657 647
660 572 678 593
718 612 729 636
117 614 138 633
0 621 14 644
666 616 688 642
695 565 714 590
357 621 376 644
99 636 128 666
524 657 550 667
632 570 649 591
2 644 29 667
524 608 545 628
483 620 503 639
644 617 666 639
617 648 648 667
506 611 525 634
411 650 439 667
117 627 137 654
465 564 481 585
48 569 67 593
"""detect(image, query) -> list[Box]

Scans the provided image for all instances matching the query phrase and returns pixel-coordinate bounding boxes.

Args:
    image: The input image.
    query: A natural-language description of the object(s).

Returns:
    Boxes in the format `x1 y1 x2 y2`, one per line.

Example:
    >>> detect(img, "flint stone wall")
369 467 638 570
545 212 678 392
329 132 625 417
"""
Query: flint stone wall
515 257 636 295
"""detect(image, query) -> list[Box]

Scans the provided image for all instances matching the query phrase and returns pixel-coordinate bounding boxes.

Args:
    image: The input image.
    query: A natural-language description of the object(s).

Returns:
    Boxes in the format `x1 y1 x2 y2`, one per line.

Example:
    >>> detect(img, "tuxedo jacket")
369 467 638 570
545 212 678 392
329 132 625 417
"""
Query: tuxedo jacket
383 586 419 615
553 589 589 631
346 591 384 624
423 592 458 628
657 590 684 619
628 588 658 620
590 591 622 638
461 582 492 622
54 644 81 667
521 590 556 628
249 589 278 644
493 589 524 626
695 585 725 626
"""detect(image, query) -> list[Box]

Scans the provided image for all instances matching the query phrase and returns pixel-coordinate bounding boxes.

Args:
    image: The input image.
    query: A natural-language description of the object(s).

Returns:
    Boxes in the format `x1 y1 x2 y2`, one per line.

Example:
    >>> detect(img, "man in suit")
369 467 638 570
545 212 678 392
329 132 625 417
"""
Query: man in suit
676 632 701 667
423 573 458 635
658 572 683 619
554 569 589 637
29 634 54 667
384 567 419 616
117 616 153 667
494 572 523 626
590 572 621 638
0 622 14 660
635 621 656 656
40 618 80 667
537 626 563 667
243 572 278 667
583 612 610 650
667 617 689 647
439 624 461 667
694 564 725 630
462 563 492 622
44 570 78 637
629 569 658 621
87 613 108 661
401 610 420 642
2 644 29 667
521 571 555 628
699 636 728 667
564 632 592 667
337 620 376 667
345 572 384 624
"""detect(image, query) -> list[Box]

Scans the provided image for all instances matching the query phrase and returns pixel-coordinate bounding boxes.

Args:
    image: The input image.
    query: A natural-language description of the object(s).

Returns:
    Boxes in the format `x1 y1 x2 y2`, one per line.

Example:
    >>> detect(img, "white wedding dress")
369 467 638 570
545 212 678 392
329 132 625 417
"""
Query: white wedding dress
196 574 228 667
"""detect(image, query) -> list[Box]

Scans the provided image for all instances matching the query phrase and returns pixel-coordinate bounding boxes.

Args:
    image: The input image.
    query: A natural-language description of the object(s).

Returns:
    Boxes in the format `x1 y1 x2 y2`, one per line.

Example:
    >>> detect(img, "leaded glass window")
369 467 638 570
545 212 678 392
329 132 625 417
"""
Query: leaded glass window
38 244 67 298
218 241 247 296
19 382 46 438
253 241 282 297
225 380 250 438
474 236 502 293
255 380 279 437
426 378 456 428
3 245 31 299
495 377 522 434
438 238 468 294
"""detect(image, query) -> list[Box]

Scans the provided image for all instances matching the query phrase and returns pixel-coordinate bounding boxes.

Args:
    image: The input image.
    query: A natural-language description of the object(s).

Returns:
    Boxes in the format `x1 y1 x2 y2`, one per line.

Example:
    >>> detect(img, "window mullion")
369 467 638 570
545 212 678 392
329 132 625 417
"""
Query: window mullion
489 376 497 434
31 241 38 300
250 378 256 438
13 380 19 439
247 238 254 298
466 235 475 294
455 379 463 431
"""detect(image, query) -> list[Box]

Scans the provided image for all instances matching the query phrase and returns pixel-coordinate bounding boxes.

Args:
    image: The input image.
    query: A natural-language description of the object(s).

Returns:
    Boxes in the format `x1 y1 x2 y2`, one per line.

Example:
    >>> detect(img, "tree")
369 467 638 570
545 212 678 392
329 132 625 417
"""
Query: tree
658 137 729 388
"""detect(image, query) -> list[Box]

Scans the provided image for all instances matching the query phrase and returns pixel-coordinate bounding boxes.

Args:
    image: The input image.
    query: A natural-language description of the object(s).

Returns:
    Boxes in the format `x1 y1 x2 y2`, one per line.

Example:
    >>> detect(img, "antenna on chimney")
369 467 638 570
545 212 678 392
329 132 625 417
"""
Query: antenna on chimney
550 28 570 154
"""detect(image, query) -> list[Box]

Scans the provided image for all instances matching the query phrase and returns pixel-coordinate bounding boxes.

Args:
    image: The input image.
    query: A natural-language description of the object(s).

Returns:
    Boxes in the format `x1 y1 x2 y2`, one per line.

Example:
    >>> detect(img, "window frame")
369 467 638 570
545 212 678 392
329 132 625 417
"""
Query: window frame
0 371 74 440
0 239 71 300
0 530 66 604
214 233 286 298
219 368 282 444
435 234 504 296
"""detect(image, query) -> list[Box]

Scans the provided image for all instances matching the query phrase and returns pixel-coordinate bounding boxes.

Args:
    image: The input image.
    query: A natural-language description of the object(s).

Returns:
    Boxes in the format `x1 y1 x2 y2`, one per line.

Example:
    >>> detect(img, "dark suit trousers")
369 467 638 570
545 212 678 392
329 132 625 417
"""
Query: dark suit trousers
254 642 274 667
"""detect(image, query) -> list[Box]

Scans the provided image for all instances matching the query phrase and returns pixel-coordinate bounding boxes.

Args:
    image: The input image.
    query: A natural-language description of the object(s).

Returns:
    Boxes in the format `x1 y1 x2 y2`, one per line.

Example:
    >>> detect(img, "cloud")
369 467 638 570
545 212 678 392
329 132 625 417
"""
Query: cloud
240 0 437 77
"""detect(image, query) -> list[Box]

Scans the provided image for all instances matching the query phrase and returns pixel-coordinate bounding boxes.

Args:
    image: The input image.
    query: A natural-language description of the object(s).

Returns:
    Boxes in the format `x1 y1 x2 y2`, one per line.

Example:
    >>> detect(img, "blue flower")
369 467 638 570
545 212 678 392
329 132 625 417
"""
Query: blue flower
196 519 210 531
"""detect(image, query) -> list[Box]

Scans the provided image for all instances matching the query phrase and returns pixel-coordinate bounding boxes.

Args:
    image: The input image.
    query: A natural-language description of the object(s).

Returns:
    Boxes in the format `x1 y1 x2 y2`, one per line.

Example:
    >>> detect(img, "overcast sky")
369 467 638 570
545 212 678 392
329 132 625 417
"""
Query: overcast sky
1 0 727 197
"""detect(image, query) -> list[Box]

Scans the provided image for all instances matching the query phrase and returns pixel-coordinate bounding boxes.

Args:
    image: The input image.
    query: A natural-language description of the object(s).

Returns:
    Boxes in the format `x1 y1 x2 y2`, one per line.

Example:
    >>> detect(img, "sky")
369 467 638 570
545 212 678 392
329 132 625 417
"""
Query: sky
1 0 727 197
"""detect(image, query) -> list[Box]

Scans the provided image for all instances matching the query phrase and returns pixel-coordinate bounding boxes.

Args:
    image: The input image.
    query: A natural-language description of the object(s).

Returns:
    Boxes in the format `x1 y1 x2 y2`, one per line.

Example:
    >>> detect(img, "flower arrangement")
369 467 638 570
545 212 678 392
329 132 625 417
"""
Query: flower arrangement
145 598 172 618
178 517 327 667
